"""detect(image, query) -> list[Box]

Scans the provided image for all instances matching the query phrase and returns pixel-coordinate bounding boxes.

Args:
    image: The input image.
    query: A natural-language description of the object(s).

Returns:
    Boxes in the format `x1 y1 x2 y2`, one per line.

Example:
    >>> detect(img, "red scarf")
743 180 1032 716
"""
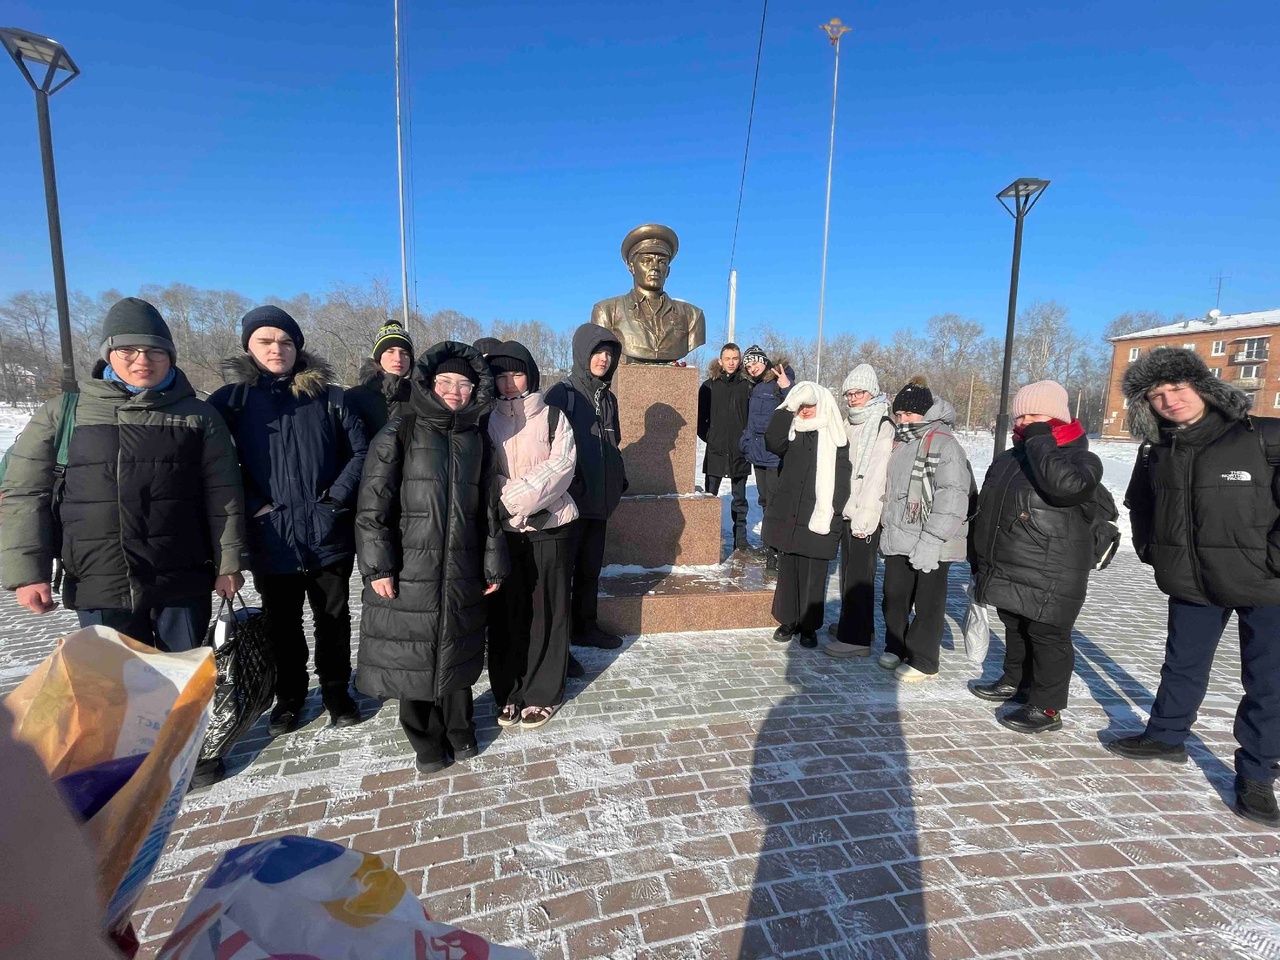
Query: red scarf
1012 418 1086 446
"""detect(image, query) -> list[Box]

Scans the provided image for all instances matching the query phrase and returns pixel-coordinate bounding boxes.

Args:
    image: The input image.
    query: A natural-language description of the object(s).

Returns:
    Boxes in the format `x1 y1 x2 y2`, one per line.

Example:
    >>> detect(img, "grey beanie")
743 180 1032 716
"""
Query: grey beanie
99 297 176 363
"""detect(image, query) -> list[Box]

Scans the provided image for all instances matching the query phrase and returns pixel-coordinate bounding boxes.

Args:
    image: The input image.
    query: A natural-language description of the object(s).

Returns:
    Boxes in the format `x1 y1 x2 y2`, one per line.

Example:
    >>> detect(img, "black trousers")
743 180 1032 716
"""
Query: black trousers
77 597 212 653
835 524 881 647
996 608 1075 711
753 465 778 517
881 554 951 674
488 529 573 710
398 689 474 763
569 517 609 637
707 474 749 539
253 557 354 705
772 552 830 635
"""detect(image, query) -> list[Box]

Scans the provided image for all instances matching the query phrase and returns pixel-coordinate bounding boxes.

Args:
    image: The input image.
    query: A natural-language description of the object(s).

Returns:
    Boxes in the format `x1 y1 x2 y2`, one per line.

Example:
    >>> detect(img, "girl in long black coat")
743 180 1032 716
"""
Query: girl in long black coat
971 380 1107 733
763 382 851 648
355 341 509 773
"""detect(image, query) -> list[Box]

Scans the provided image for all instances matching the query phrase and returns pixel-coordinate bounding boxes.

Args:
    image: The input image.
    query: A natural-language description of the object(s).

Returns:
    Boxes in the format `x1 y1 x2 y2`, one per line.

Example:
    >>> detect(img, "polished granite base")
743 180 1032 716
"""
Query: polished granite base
597 553 777 636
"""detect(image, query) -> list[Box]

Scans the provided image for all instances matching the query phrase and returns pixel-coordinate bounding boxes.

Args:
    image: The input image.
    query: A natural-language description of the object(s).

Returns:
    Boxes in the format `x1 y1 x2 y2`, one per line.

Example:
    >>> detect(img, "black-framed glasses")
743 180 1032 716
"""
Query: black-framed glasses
113 347 170 363
843 389 871 401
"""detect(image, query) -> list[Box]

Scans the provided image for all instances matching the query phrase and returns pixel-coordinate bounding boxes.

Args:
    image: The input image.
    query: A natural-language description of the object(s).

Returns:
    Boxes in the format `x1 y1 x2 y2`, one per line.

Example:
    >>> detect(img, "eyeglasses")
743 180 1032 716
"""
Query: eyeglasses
435 379 474 395
114 347 170 363
843 389 871 401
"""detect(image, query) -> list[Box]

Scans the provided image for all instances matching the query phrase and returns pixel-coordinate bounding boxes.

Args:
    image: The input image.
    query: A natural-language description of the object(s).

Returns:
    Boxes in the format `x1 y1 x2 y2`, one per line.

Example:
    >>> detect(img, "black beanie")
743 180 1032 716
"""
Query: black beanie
372 321 414 363
435 357 478 383
472 337 502 358
99 297 176 363
241 305 304 352
892 377 934 416
742 344 769 367
488 355 528 376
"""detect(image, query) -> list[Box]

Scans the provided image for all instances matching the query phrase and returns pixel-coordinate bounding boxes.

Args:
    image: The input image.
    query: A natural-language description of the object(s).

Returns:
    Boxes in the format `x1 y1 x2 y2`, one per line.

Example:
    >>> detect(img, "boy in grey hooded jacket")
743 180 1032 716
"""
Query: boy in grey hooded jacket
879 378 973 679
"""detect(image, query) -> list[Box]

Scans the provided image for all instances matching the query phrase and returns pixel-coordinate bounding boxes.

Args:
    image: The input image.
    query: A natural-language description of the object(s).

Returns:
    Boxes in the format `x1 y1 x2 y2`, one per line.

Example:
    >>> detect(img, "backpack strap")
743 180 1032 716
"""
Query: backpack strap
1248 416 1280 467
546 404 561 444
561 378 576 418
222 381 251 435
53 390 79 469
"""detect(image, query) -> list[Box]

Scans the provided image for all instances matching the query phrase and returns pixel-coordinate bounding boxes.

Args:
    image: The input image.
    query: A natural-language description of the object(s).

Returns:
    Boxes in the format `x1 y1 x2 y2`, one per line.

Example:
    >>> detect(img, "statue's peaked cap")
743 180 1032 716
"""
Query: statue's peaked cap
621 223 679 264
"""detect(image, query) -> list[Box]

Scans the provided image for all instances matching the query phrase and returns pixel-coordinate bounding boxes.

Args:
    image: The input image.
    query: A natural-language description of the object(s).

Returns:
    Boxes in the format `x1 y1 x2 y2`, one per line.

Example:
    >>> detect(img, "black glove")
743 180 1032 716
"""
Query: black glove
1021 421 1054 441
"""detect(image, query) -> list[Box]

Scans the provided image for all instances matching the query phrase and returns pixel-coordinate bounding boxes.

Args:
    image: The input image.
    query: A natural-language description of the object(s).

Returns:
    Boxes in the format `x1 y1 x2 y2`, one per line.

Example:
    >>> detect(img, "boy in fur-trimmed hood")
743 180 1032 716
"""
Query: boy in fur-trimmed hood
209 305 370 736
1106 346 1280 826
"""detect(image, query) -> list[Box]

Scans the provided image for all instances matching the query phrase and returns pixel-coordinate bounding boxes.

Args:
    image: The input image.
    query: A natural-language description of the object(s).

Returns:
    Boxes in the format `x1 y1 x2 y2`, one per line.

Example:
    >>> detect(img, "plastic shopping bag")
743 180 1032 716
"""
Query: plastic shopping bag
158 835 535 960
961 580 992 665
200 594 274 762
4 625 215 941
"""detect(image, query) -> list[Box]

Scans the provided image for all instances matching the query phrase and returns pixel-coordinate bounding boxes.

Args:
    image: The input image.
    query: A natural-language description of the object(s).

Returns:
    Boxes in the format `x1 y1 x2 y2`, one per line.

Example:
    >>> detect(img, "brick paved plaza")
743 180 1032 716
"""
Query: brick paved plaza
2 549 1278 959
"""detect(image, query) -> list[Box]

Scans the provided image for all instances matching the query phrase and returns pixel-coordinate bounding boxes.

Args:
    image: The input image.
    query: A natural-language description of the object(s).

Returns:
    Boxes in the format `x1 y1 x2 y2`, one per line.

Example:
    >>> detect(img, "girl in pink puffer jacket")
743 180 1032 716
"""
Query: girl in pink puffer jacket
485 341 579 729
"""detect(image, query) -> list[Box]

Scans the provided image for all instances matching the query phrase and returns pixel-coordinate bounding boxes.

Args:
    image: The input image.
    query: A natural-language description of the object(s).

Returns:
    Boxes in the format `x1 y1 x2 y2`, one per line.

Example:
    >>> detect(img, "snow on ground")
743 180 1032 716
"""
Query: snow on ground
0 404 35 451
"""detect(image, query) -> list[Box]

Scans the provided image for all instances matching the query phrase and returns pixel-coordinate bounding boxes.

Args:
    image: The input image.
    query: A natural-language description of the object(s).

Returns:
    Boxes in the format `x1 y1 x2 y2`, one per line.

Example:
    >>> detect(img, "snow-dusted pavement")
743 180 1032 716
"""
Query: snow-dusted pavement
2 418 1278 957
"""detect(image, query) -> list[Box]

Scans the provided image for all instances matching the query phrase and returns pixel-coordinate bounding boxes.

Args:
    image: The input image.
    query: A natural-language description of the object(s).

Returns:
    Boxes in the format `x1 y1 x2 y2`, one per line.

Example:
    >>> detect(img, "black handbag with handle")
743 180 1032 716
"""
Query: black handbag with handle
199 593 276 762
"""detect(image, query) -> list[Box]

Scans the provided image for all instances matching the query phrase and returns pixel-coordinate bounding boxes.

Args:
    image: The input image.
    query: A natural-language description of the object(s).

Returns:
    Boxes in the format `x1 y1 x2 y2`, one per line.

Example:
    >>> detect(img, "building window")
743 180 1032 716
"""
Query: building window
1237 337 1269 362
1212 340 1225 356
1183 343 1195 351
1128 347 1140 362
1241 365 1260 380
1122 397 1129 409
1211 367 1222 378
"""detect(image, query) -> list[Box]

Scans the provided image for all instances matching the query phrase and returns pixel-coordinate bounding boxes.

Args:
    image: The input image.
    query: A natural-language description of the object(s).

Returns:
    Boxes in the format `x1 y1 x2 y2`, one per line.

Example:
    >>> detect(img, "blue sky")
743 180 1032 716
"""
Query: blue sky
1 0 1277 343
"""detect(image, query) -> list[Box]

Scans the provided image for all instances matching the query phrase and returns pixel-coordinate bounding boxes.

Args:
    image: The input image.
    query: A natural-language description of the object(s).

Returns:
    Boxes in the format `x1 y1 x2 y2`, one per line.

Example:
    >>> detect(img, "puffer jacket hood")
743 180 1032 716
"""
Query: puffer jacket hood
411 340 495 429
921 396 959 428
706 358 746 381
488 340 542 393
219 350 337 399
1122 346 1252 443
571 323 620 384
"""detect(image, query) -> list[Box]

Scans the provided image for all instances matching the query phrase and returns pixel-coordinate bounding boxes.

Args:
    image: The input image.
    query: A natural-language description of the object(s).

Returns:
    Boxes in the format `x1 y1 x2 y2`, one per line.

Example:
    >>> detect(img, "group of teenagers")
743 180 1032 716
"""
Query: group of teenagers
1 301 1276 824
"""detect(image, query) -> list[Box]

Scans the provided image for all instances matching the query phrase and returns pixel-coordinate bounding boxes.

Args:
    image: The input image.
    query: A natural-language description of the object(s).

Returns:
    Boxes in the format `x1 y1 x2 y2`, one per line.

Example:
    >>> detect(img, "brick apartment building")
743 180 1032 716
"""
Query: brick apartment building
1102 307 1280 439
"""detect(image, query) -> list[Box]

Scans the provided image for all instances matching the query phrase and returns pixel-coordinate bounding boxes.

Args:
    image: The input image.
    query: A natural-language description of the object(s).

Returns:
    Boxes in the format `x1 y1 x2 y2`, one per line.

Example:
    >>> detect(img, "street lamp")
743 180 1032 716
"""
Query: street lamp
992 177 1049 456
814 17 851 386
1 27 81 393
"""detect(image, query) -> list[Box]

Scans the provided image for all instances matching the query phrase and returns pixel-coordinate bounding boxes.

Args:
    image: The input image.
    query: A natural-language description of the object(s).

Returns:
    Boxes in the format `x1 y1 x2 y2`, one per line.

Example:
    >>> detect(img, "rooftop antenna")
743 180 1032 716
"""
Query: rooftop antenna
1212 271 1230 312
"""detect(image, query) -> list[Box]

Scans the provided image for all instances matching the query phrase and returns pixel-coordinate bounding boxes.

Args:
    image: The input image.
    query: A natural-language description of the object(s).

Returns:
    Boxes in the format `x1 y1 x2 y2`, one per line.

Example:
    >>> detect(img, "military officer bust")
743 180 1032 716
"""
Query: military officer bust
590 223 706 364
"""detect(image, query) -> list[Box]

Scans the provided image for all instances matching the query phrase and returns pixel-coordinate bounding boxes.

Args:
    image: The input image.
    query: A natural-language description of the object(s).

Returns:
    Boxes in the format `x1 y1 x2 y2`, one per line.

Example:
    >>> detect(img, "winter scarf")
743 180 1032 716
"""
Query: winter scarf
845 394 889 480
895 420 942 524
103 365 177 395
780 381 849 535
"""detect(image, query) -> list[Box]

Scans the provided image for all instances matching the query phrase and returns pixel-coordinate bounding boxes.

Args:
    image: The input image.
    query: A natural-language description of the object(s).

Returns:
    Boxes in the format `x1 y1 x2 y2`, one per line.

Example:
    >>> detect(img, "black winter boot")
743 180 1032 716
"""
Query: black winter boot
971 680 1020 702
772 624 795 643
574 624 623 650
191 757 226 789
765 549 779 575
566 653 585 678
998 703 1062 734
1103 734 1188 764
268 699 305 736
1234 776 1280 826
322 683 361 728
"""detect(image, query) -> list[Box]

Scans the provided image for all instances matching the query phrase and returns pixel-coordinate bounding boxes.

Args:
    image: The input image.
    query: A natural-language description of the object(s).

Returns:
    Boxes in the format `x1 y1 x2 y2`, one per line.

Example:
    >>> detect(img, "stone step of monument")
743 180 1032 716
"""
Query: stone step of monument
603 493 721 567
597 553 776 636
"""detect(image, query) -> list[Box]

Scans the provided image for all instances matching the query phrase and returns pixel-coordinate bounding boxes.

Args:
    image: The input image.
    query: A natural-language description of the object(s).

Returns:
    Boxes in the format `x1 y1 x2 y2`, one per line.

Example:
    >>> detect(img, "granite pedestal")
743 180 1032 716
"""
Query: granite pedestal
597 364 775 636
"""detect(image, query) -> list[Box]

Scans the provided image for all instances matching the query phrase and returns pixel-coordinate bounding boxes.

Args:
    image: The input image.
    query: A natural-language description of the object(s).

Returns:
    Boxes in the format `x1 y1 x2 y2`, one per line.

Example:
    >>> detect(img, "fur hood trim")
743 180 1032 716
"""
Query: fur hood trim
220 350 337 399
1122 346 1252 442
706 358 745 381
751 356 791 384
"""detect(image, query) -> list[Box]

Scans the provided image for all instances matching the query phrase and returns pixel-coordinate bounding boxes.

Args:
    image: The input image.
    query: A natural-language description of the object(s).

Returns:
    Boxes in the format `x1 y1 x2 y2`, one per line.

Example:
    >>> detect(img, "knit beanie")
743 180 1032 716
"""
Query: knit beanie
842 363 879 396
892 376 933 415
435 357 478 383
372 321 414 363
488 355 527 377
241 305 304 352
742 344 770 367
99 297 177 363
1012 380 1071 422
472 337 502 358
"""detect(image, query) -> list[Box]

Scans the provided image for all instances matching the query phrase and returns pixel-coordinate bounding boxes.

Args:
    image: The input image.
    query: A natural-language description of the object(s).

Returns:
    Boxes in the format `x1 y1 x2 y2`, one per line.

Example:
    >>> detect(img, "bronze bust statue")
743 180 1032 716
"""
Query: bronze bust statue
590 223 706 364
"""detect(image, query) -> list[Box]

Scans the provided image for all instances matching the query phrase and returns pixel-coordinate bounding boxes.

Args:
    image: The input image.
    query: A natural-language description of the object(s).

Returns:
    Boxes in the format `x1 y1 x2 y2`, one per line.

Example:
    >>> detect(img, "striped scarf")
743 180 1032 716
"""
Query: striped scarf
896 420 941 524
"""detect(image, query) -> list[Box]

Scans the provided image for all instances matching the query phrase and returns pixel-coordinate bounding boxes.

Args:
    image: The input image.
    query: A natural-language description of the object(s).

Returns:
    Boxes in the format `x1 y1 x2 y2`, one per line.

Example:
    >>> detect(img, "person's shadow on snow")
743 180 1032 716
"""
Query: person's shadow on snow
739 563 928 958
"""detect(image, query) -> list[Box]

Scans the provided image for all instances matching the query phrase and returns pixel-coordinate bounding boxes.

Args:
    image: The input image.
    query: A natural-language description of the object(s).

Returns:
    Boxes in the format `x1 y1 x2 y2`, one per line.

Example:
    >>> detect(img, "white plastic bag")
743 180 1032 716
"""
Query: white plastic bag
961 580 991 664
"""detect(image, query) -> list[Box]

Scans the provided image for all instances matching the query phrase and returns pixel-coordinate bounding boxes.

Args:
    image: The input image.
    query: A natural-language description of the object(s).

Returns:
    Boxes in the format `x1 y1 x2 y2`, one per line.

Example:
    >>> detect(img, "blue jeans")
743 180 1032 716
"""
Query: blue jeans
77 598 212 653
1146 598 1280 783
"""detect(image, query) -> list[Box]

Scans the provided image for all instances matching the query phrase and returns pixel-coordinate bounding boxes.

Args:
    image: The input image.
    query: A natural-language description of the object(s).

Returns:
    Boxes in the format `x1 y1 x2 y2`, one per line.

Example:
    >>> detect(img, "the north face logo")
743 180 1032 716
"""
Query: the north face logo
1221 470 1252 482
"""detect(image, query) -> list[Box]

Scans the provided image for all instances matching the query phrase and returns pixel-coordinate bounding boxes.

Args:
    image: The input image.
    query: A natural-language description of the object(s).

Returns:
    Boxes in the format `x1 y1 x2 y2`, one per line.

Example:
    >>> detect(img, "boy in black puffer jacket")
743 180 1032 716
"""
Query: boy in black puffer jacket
1106 346 1280 827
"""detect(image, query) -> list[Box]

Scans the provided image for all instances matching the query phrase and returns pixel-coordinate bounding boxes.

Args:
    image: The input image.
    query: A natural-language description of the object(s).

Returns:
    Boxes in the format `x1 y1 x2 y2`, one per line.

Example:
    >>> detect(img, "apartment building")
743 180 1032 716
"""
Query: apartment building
1102 307 1280 439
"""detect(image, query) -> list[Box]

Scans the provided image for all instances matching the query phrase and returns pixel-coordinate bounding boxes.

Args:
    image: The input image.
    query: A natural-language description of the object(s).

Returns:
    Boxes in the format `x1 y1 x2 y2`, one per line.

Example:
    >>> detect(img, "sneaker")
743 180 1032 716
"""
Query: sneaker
971 680 1020 702
573 625 623 650
772 624 795 643
998 703 1062 734
322 684 361 728
268 700 304 736
1103 734 1189 764
191 757 225 789
566 654 585 679
823 640 872 659
415 756 452 775
797 633 818 649
893 663 934 681
877 653 902 670
1234 775 1280 827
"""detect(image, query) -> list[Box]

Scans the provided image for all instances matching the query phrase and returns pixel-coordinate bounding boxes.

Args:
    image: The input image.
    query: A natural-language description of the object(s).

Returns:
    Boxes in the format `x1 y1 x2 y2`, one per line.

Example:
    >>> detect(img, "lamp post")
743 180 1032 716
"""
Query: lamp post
993 177 1049 456
1 27 80 393
815 17 851 386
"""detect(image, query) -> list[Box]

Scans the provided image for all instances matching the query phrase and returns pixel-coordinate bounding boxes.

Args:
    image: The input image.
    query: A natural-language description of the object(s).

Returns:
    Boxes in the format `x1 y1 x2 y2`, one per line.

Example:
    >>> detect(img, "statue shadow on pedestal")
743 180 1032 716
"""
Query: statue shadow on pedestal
619 402 686 579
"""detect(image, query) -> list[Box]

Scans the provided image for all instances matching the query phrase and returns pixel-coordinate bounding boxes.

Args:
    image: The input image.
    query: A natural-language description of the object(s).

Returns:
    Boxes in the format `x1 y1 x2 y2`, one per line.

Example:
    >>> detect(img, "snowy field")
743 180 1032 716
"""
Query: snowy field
0 404 35 451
